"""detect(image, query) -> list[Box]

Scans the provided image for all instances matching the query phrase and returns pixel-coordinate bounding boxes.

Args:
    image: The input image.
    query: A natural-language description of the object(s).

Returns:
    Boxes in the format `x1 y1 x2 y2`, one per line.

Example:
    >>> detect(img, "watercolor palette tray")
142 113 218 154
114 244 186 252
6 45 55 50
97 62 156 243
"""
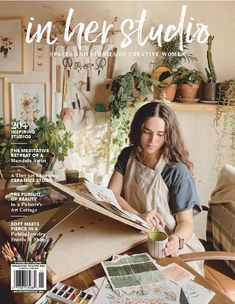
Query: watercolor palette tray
36 282 93 304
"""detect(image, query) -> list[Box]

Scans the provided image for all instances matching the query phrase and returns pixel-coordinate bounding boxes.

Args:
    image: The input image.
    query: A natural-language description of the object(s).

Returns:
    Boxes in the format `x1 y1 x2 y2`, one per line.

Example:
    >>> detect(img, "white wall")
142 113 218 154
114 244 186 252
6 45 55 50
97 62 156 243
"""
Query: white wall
1 1 235 238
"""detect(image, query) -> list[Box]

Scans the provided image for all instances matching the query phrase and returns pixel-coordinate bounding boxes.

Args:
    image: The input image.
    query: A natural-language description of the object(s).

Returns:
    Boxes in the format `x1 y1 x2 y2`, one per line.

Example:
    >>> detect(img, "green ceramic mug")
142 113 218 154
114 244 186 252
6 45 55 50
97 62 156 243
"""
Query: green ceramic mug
148 231 168 259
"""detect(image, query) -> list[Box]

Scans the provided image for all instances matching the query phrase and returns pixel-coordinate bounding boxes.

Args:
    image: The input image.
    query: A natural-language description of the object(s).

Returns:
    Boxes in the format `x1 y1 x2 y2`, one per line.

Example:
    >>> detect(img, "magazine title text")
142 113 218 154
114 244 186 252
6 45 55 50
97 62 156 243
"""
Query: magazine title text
26 5 209 51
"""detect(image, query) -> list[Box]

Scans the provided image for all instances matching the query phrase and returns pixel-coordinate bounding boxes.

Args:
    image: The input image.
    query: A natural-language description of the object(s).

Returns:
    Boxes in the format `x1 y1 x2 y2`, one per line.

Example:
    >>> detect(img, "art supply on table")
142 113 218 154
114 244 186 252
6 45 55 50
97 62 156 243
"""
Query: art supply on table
0 234 55 263
47 282 93 304
1 241 23 262
65 170 79 184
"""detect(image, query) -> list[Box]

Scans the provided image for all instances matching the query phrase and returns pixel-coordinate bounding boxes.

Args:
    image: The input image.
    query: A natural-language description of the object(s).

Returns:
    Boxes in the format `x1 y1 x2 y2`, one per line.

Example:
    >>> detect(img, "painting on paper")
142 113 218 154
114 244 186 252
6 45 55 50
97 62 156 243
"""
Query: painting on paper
10 83 46 126
0 17 24 73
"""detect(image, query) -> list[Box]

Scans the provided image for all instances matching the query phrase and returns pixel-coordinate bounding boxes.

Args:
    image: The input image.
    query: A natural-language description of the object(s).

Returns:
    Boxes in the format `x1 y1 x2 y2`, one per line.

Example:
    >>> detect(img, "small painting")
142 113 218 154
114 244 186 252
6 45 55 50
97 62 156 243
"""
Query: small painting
10 83 46 126
0 17 24 73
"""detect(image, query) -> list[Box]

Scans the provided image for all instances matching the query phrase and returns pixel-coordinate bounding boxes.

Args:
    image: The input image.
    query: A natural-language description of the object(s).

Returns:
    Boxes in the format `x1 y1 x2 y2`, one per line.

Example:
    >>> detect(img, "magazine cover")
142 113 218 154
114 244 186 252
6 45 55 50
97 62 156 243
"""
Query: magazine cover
0 1 235 303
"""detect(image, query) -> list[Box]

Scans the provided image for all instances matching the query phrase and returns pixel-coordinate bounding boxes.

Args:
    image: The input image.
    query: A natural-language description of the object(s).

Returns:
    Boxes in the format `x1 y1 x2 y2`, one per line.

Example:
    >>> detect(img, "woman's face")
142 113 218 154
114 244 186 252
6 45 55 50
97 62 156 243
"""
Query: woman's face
140 117 165 155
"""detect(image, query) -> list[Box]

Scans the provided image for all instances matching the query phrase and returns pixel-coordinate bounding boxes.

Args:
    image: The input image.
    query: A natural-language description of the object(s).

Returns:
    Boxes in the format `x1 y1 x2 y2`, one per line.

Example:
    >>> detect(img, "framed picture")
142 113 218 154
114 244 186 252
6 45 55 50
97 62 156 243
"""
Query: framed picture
0 77 7 120
0 17 25 73
10 83 46 126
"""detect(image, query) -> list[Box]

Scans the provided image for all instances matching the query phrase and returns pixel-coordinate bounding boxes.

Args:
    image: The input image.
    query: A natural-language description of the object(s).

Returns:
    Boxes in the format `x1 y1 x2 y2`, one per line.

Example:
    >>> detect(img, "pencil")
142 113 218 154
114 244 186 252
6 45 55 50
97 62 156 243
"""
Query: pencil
43 238 53 252
4 244 13 258
13 246 23 262
44 251 49 263
7 242 15 258
25 239 31 262
23 234 29 259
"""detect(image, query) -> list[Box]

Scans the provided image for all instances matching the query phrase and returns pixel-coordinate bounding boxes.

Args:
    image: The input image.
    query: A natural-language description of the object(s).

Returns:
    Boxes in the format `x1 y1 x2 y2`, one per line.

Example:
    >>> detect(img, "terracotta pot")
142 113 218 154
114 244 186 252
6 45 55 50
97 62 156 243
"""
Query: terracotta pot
176 84 200 99
164 84 177 101
153 84 177 101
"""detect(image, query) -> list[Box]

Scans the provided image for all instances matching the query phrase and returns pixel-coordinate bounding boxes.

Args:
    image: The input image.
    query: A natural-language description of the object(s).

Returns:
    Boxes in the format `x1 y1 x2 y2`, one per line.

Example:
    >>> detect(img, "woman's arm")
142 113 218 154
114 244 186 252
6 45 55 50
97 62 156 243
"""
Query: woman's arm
164 209 194 257
108 170 165 228
108 170 140 215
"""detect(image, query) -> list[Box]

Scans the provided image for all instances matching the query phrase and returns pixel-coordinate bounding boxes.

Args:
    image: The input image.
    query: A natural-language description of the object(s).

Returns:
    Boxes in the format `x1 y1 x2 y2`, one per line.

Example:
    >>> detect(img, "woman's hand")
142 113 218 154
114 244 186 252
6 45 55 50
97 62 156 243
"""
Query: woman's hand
164 234 179 257
139 210 166 229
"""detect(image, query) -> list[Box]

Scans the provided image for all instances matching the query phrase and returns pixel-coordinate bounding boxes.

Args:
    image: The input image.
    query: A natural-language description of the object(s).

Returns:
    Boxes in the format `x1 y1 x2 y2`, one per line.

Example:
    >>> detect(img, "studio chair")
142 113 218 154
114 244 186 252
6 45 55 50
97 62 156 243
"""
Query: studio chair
180 164 235 301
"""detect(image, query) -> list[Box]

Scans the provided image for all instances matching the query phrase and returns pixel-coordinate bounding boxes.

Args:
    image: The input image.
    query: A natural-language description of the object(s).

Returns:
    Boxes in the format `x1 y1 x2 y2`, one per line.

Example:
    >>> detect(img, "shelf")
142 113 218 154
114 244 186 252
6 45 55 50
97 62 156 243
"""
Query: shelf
168 102 235 112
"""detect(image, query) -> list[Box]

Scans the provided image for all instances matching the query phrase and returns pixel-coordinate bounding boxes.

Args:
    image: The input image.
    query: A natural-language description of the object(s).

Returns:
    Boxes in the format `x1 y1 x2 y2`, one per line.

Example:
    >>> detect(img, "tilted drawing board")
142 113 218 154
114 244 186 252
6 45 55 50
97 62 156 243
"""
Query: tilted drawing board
1 168 150 283
21 167 151 234
0 206 147 284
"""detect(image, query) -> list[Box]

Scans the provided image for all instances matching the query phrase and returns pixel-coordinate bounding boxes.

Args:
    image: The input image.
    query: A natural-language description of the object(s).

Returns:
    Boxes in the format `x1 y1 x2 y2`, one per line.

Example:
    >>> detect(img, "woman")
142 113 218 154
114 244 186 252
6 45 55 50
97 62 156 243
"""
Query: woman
108 101 205 274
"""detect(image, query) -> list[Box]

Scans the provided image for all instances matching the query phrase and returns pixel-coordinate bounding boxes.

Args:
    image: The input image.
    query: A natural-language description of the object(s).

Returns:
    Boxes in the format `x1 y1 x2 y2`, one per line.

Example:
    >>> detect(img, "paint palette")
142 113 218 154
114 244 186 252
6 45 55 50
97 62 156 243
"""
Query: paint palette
48 282 93 304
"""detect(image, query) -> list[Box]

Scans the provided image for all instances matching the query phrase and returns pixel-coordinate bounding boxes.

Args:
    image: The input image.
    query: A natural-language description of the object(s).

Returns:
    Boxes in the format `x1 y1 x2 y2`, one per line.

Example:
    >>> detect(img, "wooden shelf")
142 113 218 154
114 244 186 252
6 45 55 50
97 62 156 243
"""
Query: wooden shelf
168 102 235 112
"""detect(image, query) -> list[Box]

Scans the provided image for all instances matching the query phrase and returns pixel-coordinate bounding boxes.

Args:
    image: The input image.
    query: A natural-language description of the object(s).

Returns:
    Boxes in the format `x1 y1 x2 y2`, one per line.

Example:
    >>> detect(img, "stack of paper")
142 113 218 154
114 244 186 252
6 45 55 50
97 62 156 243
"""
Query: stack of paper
88 253 215 304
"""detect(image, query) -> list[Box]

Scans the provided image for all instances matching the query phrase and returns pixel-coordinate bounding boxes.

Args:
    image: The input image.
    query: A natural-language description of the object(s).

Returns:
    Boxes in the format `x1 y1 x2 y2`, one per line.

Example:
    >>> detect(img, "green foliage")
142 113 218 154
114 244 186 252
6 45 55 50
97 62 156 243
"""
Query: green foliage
32 115 73 162
0 118 4 137
108 63 157 165
174 67 203 85
109 107 131 164
205 35 217 83
152 32 197 71
108 63 159 118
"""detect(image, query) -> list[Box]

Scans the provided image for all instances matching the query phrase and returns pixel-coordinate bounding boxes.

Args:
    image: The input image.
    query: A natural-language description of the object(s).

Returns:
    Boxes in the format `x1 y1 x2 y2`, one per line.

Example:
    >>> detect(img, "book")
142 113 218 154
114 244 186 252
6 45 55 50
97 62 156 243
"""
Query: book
66 180 151 230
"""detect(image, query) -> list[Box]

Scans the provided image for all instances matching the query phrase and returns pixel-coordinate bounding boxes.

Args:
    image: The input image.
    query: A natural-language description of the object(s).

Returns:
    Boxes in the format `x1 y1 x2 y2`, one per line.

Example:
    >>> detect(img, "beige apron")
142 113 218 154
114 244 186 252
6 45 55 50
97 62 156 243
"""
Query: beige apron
123 152 205 276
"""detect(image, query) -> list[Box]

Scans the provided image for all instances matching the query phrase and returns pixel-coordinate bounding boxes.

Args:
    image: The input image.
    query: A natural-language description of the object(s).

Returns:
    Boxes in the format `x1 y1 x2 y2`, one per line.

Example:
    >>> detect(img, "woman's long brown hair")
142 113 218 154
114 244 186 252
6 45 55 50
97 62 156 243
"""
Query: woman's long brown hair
129 101 194 173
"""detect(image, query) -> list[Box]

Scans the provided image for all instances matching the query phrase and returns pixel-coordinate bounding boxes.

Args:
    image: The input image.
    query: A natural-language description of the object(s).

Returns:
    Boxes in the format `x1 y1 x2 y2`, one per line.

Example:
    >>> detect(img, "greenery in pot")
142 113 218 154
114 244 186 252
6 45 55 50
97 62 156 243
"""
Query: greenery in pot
152 32 197 72
108 63 159 164
202 35 218 102
32 115 73 170
205 35 217 83
174 67 203 85
108 63 159 118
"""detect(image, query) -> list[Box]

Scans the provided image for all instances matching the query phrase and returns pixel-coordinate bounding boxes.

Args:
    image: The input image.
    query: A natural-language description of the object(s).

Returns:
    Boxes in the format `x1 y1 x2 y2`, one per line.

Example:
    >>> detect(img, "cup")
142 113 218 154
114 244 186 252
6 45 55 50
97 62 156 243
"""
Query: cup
65 170 79 184
148 231 168 259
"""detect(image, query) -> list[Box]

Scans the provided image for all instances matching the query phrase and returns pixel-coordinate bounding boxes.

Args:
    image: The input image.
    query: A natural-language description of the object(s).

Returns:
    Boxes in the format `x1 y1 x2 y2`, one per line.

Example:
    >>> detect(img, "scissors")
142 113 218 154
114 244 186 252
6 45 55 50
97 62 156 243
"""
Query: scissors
95 57 106 76
62 57 73 69
74 61 82 72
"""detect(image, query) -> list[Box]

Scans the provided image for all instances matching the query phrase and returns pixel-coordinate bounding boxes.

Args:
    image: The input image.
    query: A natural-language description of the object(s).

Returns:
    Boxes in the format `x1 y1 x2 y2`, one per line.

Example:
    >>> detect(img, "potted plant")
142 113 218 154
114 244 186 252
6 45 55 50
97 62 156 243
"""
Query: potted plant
31 115 73 172
108 63 159 117
202 35 218 102
174 67 203 102
152 32 197 101
108 63 159 164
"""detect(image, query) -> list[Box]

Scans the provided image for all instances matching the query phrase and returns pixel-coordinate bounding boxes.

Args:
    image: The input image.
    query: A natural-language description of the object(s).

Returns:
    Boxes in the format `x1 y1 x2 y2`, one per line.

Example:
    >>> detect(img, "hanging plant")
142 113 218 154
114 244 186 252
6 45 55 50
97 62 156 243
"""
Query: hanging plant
212 80 235 172
108 63 159 165
108 63 159 118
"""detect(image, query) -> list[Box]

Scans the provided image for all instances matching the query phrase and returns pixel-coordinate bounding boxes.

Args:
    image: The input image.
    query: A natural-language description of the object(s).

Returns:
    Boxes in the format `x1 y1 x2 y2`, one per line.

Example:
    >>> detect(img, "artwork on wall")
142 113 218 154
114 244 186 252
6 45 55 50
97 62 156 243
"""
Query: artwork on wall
10 83 46 126
0 77 6 120
0 17 25 74
33 41 46 71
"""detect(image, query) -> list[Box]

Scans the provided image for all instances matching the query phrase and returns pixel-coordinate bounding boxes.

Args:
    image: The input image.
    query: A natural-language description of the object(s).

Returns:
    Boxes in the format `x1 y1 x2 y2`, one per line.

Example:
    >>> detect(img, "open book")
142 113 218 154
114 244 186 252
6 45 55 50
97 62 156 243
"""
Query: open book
66 180 151 229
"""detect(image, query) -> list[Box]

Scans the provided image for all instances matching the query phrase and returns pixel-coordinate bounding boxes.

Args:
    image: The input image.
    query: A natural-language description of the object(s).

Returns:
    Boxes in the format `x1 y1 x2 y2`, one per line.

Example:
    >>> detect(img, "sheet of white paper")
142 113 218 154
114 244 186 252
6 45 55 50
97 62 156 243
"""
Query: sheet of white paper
94 277 181 304
181 280 215 304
